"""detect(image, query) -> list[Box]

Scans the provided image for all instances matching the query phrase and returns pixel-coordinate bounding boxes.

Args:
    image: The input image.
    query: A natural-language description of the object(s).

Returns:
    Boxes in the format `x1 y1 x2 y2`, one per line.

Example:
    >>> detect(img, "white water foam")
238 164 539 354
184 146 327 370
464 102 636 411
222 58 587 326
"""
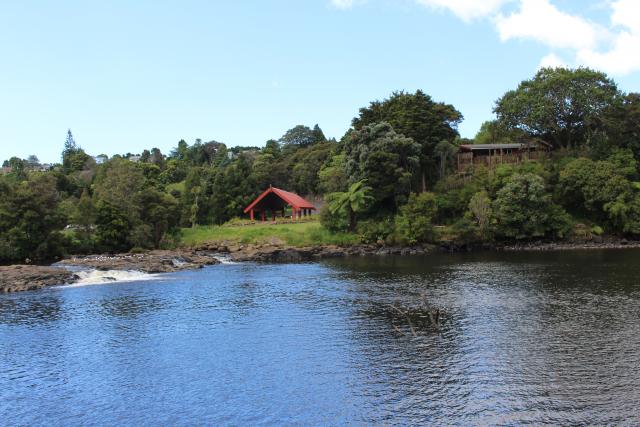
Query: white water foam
60 269 159 288
212 255 238 264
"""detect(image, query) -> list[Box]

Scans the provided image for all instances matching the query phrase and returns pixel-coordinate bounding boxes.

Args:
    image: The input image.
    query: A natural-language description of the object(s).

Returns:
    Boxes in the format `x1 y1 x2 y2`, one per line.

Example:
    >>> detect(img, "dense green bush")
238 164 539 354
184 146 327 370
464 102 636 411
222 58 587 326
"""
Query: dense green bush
395 192 437 245
357 218 395 244
558 153 640 234
493 173 571 240
319 203 349 233
0 174 69 262
467 190 493 240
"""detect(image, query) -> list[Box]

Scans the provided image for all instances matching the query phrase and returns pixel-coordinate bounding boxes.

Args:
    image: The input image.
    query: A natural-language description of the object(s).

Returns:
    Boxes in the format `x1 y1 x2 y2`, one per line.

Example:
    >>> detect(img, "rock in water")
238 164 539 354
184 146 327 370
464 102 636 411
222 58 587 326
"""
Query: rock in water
0 265 78 293
57 249 220 273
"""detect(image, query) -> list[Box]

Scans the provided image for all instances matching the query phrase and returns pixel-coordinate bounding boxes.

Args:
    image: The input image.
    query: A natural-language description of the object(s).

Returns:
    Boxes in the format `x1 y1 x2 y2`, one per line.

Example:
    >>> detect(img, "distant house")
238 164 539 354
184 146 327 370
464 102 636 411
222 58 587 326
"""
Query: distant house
94 154 108 165
244 186 316 221
128 155 142 163
456 140 551 173
0 166 11 174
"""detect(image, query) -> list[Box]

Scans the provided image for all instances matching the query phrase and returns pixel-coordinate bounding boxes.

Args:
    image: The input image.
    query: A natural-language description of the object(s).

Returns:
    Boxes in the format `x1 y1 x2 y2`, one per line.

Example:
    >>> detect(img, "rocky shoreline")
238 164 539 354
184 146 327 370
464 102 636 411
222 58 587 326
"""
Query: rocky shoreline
57 249 221 273
194 242 438 263
198 236 640 261
3 239 640 293
1 250 222 293
0 265 78 293
496 237 640 252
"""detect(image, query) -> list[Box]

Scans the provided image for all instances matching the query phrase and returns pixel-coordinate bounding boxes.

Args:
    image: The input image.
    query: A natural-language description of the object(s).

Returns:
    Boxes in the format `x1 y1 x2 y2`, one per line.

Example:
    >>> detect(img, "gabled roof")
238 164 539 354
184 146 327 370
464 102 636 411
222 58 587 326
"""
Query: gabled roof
244 186 316 213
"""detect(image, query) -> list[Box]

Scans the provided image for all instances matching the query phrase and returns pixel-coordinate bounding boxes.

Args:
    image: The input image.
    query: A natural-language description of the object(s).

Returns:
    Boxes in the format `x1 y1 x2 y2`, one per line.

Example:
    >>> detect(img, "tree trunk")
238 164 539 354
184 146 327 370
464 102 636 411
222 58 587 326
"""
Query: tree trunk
349 210 357 232
191 194 199 228
421 171 427 193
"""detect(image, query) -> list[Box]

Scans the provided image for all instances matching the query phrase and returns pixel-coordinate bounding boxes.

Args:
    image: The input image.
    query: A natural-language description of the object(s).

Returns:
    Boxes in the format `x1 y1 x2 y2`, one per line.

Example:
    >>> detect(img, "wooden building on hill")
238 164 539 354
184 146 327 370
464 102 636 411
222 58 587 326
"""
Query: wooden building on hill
456 140 551 173
244 186 316 222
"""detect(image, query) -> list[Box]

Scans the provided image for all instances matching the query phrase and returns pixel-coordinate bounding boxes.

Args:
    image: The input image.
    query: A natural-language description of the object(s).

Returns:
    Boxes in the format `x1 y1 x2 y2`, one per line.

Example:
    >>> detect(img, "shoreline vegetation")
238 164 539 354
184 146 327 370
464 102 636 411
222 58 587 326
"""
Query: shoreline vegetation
0 234 640 293
3 222 640 293
4 67 640 288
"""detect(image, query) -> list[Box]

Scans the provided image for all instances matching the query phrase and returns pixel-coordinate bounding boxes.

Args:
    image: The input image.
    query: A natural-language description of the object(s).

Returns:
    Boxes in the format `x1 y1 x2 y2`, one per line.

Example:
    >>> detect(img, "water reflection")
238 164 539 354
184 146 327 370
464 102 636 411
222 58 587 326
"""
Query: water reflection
0 294 65 326
97 295 166 319
1 251 640 425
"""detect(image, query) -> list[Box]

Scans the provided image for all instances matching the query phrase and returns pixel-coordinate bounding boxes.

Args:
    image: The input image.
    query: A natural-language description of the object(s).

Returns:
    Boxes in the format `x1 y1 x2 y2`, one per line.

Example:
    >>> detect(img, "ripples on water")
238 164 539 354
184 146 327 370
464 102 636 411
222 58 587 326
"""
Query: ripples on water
1 250 640 425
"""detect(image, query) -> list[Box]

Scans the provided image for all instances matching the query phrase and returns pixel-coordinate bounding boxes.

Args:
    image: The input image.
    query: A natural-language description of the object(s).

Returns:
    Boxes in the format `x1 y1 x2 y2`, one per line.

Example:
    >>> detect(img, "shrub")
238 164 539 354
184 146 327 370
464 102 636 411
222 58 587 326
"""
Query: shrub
130 224 155 249
559 155 640 234
319 204 349 233
357 218 395 244
493 173 571 240
451 217 482 244
395 192 437 245
467 190 493 239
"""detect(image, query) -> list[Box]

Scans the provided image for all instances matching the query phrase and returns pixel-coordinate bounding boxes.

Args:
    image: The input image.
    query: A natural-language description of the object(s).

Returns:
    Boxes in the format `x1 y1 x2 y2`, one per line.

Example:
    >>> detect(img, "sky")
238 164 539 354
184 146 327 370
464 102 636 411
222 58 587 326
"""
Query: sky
1 0 640 163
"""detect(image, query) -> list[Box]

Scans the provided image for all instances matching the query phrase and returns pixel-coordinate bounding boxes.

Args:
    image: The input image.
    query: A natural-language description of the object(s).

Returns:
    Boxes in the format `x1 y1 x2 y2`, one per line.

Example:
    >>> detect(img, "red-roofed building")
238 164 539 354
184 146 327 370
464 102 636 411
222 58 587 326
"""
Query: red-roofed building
244 186 316 222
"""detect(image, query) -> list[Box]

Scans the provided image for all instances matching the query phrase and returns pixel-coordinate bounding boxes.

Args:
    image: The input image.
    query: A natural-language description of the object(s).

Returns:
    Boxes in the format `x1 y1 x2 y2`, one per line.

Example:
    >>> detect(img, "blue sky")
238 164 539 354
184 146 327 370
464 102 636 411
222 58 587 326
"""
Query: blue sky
1 0 639 163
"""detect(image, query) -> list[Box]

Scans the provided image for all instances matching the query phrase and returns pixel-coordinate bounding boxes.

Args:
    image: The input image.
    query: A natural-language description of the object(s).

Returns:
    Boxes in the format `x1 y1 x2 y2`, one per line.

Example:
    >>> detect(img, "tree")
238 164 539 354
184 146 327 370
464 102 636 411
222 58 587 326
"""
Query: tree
137 189 179 247
263 139 281 157
95 201 131 252
140 149 151 163
63 129 77 154
603 92 640 161
61 129 91 174
474 120 523 145
0 174 67 262
250 153 278 190
558 154 640 233
289 142 333 195
434 140 457 179
75 188 95 233
352 90 462 191
495 67 620 150
170 139 189 160
493 173 570 239
311 124 327 144
7 157 26 179
209 153 257 224
468 191 493 239
279 125 324 147
92 158 144 221
181 168 203 226
26 155 40 169
318 153 348 194
395 192 437 244
328 180 373 231
189 185 202 228
149 147 165 167
344 122 420 211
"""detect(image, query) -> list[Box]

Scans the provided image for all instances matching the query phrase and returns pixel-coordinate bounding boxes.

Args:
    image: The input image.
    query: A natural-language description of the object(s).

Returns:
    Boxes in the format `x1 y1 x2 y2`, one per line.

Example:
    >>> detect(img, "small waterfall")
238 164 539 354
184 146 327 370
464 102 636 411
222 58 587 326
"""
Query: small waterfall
62 269 159 287
212 255 238 264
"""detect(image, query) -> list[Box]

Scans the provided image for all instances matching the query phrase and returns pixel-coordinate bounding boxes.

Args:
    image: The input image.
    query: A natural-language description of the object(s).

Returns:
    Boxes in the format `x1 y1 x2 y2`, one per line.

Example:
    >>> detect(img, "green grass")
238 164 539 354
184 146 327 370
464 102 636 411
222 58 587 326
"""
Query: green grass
180 220 359 247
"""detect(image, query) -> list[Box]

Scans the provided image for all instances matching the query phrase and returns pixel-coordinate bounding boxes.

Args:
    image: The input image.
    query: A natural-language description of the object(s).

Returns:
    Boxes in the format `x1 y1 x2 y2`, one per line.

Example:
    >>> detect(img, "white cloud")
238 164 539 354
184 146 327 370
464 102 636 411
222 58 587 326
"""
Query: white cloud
573 0 640 75
577 32 640 75
538 53 568 69
330 0 359 9
611 0 640 33
495 0 600 50
347 0 640 75
415 0 511 22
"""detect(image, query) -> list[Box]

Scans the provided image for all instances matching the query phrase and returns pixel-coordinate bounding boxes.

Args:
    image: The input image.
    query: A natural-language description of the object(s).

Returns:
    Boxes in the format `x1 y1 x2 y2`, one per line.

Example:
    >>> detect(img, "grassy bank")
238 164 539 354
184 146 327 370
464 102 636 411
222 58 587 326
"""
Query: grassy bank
180 220 359 247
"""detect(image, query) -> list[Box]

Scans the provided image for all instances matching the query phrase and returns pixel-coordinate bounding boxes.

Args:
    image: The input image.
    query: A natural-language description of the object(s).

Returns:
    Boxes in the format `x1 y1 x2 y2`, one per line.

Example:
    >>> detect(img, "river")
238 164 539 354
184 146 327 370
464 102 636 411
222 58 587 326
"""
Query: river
2 250 640 425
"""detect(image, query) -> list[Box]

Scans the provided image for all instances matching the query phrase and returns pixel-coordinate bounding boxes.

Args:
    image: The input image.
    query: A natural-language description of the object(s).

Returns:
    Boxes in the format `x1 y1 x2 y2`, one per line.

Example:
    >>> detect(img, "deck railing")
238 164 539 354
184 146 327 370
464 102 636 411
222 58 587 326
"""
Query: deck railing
456 150 547 173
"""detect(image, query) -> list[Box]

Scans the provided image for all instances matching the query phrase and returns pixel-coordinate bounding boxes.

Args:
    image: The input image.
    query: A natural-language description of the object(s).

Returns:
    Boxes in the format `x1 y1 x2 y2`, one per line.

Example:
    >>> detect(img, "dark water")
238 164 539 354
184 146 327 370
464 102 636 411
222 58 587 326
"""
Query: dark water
2 251 640 425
